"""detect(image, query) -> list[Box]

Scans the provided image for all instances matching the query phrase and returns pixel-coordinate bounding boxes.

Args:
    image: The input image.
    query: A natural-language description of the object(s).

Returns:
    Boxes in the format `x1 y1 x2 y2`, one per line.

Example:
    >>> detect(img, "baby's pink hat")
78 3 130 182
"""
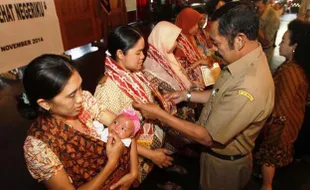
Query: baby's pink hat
118 108 141 136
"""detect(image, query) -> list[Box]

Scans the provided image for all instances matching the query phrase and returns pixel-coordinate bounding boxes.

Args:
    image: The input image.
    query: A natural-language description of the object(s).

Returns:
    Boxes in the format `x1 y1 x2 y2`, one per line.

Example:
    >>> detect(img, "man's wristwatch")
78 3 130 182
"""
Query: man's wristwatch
186 90 192 102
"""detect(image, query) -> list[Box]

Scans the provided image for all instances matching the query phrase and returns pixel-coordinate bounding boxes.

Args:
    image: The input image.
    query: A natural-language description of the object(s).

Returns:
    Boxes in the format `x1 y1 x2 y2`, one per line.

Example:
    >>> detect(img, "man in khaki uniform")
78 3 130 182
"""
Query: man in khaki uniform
133 2 274 190
254 0 280 64
298 0 310 21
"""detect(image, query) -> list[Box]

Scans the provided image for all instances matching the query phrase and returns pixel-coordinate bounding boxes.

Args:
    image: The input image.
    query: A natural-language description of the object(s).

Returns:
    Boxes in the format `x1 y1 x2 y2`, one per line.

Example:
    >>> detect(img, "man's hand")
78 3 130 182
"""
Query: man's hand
164 91 187 104
132 101 163 120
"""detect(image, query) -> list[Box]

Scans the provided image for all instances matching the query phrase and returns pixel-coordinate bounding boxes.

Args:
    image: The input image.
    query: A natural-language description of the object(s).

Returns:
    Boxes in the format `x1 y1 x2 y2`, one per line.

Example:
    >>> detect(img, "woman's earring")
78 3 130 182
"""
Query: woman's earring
293 49 295 53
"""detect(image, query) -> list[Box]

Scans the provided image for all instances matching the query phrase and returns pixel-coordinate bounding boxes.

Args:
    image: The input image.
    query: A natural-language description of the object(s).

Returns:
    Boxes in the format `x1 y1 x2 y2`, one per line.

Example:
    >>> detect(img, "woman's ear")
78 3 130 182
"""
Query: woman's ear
37 99 51 111
116 49 124 61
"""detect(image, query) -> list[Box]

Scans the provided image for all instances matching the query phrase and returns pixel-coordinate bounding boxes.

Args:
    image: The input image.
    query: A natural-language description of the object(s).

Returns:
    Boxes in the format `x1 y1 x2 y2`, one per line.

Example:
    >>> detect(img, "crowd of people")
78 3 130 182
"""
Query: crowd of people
17 1 310 190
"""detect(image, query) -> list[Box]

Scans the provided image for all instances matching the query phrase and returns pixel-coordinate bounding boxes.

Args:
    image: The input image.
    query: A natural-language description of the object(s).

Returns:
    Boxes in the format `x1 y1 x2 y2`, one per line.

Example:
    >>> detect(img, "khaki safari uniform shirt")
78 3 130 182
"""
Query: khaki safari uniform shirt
298 0 310 20
259 6 280 63
197 44 275 190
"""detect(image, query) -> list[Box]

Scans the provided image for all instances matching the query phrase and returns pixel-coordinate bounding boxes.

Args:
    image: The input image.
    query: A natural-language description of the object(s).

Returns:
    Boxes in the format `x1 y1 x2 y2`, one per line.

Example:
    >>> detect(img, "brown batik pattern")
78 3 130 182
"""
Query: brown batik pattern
28 116 130 189
255 62 308 168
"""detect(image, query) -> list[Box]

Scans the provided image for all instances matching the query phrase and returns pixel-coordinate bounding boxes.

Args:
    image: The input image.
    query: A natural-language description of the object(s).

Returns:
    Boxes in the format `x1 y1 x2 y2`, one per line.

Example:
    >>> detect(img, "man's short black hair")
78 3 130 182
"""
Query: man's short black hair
211 2 259 49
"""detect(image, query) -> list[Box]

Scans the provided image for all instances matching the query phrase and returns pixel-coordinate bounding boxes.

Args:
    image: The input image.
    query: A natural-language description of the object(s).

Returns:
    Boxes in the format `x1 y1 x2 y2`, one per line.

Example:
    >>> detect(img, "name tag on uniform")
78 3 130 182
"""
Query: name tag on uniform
238 90 254 102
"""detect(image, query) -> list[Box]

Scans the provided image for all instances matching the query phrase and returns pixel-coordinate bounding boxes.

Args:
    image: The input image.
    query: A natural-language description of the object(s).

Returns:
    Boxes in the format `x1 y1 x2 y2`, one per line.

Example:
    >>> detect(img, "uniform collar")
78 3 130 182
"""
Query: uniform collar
225 44 263 77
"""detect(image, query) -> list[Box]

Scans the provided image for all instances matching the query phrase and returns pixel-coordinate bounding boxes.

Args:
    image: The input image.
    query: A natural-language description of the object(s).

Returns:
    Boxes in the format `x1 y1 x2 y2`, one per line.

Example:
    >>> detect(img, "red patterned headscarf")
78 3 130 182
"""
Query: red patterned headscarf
175 8 203 60
175 8 202 36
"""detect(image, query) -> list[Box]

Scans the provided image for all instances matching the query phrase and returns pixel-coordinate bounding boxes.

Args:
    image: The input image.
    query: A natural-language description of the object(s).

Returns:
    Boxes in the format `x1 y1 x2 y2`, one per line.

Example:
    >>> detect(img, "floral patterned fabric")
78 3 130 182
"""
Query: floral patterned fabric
24 91 131 188
24 136 63 182
176 33 204 88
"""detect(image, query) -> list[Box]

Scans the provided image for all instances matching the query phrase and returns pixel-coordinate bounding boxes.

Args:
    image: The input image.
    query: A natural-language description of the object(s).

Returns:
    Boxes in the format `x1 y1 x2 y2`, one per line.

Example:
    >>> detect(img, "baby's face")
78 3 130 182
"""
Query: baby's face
109 115 135 139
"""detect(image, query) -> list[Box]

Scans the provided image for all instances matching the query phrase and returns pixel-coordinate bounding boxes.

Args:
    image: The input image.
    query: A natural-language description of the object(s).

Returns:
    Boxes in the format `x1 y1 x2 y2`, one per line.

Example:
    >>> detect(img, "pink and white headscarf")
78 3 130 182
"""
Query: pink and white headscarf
143 21 192 91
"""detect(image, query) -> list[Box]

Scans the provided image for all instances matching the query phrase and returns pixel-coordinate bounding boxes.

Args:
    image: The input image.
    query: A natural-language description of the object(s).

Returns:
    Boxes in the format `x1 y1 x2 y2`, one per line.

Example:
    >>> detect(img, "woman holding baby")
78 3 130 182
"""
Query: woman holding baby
94 25 175 184
21 54 137 190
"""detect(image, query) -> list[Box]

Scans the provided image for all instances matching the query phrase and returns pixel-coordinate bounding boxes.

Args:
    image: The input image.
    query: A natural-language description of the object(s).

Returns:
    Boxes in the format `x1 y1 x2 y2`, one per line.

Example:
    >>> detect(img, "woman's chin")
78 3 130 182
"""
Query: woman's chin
136 64 143 71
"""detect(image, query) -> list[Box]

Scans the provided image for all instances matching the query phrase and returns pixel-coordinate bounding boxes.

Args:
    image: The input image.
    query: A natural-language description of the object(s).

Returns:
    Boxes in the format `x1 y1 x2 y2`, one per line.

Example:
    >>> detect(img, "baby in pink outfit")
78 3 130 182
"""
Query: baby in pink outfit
94 109 140 188
94 109 140 147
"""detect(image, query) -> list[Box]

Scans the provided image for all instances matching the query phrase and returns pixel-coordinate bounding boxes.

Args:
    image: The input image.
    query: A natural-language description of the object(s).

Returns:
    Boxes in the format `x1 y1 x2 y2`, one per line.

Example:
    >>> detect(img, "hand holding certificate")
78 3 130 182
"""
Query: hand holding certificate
200 62 221 87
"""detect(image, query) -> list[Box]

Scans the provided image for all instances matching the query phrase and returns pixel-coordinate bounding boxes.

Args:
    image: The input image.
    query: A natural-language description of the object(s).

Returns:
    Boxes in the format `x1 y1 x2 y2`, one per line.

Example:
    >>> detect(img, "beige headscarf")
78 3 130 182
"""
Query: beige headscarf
143 21 192 91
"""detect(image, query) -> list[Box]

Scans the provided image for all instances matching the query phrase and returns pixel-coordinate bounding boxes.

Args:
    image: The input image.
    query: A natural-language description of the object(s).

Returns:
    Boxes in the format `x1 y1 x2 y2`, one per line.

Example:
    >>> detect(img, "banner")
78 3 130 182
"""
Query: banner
0 0 64 73
125 0 137 12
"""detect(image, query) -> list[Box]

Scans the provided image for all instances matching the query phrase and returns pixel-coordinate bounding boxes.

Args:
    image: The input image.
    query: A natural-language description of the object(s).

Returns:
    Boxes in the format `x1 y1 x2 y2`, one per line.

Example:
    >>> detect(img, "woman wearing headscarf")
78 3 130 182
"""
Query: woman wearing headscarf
143 22 200 157
175 8 204 58
144 21 192 92
175 8 216 88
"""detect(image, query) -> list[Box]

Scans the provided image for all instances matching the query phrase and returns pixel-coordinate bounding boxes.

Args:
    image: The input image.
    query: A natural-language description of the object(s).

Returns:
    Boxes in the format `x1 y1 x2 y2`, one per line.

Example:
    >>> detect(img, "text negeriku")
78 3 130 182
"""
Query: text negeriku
0 1 47 23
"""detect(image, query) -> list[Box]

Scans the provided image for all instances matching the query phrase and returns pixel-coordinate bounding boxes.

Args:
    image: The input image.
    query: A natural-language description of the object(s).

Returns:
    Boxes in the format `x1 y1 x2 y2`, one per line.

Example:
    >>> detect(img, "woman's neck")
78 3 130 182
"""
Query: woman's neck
285 54 294 62
52 114 88 134
52 114 79 125
117 60 131 72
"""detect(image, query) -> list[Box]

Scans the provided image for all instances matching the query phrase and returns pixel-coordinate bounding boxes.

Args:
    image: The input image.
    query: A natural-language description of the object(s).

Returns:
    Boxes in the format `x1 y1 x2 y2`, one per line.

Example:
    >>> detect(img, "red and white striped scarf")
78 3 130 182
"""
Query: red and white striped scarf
177 33 205 88
105 56 175 113
147 44 188 91
177 33 201 63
